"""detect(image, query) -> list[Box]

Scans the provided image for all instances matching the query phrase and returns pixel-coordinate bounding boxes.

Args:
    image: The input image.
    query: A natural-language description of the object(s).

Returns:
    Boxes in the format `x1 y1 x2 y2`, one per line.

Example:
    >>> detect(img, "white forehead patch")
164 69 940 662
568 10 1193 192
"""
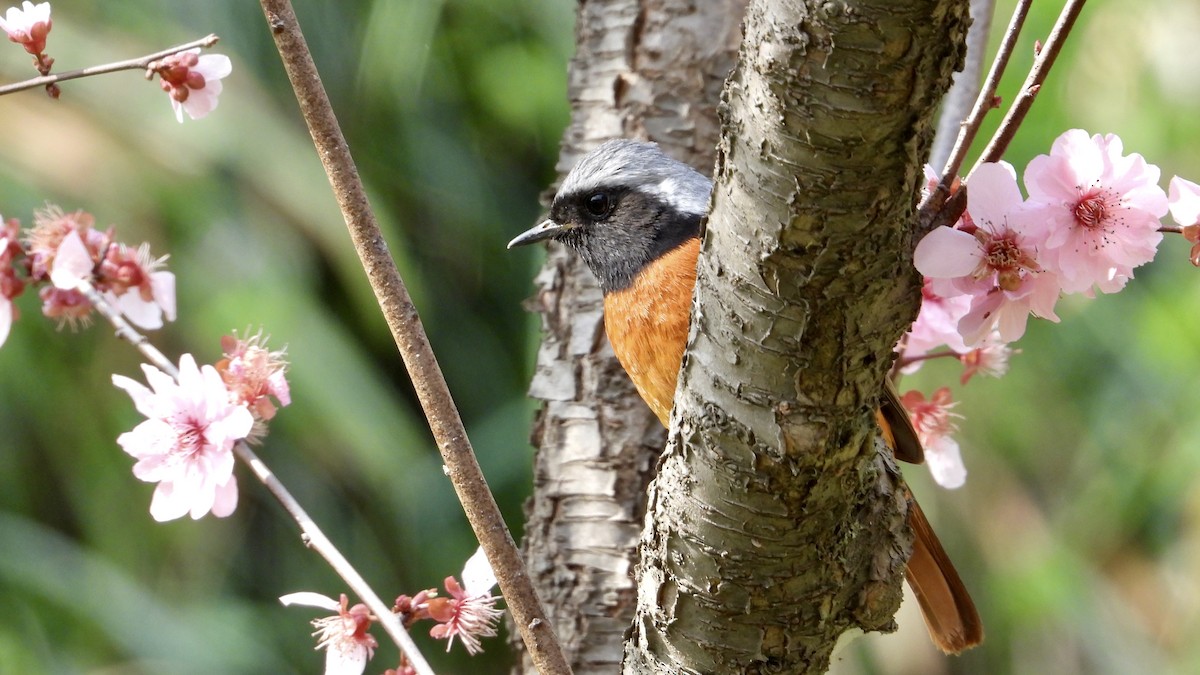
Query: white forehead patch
558 139 713 217
641 176 710 217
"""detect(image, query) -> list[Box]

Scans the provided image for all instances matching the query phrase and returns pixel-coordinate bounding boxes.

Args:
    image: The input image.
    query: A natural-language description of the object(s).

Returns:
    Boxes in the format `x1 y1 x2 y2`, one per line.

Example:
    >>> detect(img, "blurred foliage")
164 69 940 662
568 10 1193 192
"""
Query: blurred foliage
0 0 1196 674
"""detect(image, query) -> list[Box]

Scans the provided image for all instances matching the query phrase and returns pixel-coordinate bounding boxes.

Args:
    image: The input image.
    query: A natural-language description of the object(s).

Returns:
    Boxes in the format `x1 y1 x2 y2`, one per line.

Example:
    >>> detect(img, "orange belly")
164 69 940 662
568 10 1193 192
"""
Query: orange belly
603 238 700 427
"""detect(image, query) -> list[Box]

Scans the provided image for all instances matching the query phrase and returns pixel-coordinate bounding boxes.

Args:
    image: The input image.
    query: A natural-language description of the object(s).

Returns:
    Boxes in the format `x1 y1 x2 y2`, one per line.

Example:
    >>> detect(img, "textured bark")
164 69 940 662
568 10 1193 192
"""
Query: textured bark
513 1 745 673
624 1 970 673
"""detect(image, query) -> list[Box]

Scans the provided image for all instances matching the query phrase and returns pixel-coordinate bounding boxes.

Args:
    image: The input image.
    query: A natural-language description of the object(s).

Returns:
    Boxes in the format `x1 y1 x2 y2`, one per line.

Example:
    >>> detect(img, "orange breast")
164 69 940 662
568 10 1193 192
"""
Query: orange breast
603 238 700 427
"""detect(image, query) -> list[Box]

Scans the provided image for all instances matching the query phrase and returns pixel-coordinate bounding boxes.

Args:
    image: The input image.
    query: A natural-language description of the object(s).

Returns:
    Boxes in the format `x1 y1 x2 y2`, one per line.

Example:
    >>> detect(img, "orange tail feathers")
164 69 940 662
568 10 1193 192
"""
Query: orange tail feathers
904 499 984 654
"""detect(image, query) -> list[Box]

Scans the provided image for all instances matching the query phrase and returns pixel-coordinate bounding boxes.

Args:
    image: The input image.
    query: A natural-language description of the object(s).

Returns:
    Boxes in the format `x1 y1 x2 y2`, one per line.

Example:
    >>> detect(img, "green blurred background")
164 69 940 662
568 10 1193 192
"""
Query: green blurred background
0 1 1196 673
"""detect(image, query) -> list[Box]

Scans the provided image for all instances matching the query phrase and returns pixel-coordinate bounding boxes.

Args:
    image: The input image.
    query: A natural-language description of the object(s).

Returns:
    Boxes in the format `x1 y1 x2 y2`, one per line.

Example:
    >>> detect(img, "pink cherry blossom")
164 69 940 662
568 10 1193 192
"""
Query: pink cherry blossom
112 354 252 521
99 242 176 330
0 1 51 55
898 279 971 372
958 338 1015 385
216 330 290 428
25 206 105 283
915 161 1060 345
427 547 503 655
154 49 232 122
1023 129 1168 294
901 388 966 489
280 592 377 675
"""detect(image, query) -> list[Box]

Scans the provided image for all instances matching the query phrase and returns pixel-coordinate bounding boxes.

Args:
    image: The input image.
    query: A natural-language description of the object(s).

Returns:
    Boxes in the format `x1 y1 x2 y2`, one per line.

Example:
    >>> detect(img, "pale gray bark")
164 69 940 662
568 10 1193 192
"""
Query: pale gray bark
624 1 970 673
514 1 745 673
930 0 994 169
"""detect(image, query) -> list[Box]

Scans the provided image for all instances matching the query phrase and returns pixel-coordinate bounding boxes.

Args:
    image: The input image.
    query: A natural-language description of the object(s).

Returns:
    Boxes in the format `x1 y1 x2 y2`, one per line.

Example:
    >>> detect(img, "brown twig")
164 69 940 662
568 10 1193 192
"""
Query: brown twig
0 34 219 96
970 0 1088 176
940 0 1033 181
75 280 436 675
255 1 573 673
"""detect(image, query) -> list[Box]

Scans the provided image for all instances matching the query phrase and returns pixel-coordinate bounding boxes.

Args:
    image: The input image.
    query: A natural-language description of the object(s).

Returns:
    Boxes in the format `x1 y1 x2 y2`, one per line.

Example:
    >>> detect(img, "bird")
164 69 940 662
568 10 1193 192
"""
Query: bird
508 138 983 654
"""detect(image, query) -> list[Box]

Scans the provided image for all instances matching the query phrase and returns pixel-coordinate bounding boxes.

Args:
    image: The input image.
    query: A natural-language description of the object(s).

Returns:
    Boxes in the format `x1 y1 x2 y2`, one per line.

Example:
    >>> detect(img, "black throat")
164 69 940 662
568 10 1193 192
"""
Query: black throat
556 189 703 294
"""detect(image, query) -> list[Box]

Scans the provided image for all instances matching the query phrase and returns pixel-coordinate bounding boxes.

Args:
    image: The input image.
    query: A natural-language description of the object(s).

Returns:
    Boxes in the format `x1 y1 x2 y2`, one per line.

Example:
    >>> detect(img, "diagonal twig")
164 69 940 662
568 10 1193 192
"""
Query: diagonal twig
254 1 573 673
940 0 1033 181
0 34 219 96
970 0 1088 176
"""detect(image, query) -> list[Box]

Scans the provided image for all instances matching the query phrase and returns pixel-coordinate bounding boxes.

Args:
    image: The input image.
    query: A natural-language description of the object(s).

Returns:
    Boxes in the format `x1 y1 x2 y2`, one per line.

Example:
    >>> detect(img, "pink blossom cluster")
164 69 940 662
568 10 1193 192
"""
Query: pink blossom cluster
282 547 503 674
0 206 176 348
898 129 1198 488
111 333 291 521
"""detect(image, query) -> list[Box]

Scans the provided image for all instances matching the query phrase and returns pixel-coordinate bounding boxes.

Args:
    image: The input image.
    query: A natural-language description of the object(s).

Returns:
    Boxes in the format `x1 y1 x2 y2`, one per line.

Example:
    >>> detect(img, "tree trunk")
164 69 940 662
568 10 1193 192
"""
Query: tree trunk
514 1 745 673
624 1 969 673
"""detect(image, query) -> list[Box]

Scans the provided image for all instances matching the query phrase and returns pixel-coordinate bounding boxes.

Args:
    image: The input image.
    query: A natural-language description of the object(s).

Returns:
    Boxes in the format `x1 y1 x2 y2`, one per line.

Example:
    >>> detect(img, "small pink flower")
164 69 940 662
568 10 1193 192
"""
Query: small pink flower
216 329 290 427
153 49 232 122
25 206 104 283
99 242 176 330
1168 176 1200 266
426 547 503 655
112 354 253 521
38 285 92 329
0 1 50 55
901 388 966 489
958 337 1015 385
898 280 971 372
1023 129 1168 294
915 161 1060 345
280 592 377 675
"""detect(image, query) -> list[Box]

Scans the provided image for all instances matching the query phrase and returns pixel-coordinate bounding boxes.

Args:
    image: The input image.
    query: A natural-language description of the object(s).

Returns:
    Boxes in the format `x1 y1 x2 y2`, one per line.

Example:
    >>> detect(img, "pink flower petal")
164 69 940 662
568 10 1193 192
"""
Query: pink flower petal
151 271 176 321
112 289 164 330
0 298 10 349
926 436 966 489
50 230 93 290
1169 176 1200 226
323 642 369 675
112 374 158 419
279 592 341 611
914 227 982 278
462 546 498 597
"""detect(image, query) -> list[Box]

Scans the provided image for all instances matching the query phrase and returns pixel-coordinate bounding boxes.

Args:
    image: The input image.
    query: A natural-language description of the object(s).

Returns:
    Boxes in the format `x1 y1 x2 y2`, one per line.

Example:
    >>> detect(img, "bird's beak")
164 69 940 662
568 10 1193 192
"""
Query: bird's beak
507 219 569 249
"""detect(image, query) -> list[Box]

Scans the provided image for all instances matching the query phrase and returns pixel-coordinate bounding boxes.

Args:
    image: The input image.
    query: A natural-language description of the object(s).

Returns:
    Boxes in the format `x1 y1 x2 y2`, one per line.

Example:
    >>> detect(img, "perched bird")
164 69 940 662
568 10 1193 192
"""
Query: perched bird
508 139 983 654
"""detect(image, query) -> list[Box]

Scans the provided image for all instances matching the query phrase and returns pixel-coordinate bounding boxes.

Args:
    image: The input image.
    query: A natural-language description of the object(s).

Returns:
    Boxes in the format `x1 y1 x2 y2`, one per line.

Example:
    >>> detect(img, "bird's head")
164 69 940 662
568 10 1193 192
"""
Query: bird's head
507 139 712 293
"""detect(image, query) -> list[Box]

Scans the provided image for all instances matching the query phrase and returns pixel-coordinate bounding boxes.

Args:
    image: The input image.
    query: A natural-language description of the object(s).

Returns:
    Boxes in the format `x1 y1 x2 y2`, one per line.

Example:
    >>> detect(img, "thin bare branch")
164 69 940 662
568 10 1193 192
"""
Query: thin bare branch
232 442 436 675
940 0 1033 180
255 1 573 673
970 0 1088 176
0 34 219 96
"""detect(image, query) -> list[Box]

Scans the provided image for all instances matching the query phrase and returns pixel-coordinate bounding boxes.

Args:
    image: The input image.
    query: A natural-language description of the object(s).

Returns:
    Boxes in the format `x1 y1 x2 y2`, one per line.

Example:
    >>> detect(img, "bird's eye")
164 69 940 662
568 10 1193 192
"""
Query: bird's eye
584 191 613 219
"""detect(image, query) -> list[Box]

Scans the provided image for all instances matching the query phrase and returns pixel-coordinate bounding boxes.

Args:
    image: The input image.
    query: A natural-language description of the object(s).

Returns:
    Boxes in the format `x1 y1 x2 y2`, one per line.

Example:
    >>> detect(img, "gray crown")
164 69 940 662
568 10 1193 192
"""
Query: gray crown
557 139 712 216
